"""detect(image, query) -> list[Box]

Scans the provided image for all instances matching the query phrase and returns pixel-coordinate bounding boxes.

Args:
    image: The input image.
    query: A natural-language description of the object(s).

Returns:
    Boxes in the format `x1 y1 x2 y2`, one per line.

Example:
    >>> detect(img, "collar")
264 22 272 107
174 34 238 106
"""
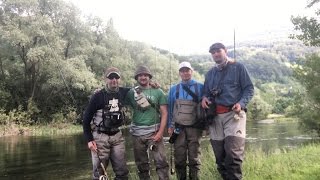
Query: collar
105 86 119 93
216 57 232 70
180 79 196 86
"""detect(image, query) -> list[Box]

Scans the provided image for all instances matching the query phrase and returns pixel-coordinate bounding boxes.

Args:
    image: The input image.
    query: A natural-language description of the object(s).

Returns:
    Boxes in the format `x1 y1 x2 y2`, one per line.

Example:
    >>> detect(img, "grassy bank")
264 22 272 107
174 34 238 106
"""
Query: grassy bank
199 143 320 180
267 114 299 122
0 123 83 137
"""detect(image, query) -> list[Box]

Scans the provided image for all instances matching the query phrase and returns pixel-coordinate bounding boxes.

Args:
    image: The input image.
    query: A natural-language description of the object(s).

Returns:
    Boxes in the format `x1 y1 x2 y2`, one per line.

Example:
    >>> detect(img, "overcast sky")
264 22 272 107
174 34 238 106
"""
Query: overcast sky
68 0 315 55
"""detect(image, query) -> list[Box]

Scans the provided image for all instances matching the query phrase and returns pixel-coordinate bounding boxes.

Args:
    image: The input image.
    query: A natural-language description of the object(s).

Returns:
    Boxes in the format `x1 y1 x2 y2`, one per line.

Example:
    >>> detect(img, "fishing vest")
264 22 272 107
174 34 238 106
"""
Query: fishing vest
92 90 125 135
173 83 200 126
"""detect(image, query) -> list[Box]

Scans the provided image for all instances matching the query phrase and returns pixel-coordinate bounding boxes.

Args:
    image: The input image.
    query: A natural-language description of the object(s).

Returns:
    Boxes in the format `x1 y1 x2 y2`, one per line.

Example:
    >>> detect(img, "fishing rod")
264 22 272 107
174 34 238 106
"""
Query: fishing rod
169 54 175 175
152 47 158 150
39 26 77 106
96 149 109 180
234 28 236 60
38 25 83 123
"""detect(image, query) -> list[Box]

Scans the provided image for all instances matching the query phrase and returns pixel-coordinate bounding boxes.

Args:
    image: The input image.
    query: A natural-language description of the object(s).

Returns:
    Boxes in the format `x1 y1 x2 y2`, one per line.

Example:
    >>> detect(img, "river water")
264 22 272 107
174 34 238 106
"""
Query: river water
0 120 317 180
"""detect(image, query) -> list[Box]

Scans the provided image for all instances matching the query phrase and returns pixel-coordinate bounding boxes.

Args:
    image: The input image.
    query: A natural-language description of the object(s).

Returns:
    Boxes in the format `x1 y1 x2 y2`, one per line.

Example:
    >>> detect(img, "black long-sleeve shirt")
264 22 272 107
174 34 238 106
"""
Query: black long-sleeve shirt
82 87 130 142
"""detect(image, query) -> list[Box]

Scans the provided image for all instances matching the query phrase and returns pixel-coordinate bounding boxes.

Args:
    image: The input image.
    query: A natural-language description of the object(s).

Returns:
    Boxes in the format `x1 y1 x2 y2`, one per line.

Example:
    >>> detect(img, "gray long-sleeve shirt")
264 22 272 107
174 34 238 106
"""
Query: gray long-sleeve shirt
203 61 254 108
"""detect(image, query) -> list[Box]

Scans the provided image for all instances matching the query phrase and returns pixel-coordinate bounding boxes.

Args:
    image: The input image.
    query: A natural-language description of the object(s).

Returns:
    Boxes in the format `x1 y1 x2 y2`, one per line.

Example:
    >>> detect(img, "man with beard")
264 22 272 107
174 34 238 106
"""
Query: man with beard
202 43 254 180
125 65 169 180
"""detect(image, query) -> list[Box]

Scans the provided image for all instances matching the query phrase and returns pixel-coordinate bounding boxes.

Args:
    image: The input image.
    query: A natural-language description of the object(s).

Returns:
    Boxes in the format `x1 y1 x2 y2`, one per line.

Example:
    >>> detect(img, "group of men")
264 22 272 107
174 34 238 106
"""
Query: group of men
83 42 254 180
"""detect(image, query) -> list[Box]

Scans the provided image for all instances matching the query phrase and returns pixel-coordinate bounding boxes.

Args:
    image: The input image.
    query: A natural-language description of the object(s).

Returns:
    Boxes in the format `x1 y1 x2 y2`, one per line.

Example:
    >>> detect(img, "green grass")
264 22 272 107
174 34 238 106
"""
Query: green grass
0 123 83 136
267 114 298 122
29 123 83 136
199 144 320 180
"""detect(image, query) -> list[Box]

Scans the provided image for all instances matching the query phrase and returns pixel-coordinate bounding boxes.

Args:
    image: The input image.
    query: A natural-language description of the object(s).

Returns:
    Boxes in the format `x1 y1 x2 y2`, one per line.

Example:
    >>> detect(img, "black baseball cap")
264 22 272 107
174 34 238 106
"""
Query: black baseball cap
209 42 226 53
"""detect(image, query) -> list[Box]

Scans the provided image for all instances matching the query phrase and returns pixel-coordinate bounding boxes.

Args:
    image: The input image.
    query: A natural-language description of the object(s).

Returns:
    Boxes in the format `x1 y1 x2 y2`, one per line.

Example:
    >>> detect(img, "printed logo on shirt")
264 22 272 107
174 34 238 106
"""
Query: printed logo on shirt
108 98 119 112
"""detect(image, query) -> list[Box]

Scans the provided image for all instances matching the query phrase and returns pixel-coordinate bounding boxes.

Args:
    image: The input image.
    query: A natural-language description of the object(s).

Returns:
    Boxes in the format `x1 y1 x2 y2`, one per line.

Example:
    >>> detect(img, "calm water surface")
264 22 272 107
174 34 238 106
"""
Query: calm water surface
0 120 317 180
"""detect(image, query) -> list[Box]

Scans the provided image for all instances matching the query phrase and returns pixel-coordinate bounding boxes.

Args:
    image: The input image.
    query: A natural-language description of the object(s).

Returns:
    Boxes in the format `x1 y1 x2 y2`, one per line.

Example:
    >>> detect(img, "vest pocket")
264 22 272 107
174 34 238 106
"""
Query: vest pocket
173 99 197 126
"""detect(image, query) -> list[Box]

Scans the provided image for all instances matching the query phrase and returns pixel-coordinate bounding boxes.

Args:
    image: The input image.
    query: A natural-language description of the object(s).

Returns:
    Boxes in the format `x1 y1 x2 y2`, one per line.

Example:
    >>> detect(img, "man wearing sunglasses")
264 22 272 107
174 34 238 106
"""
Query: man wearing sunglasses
83 67 129 180
202 43 254 180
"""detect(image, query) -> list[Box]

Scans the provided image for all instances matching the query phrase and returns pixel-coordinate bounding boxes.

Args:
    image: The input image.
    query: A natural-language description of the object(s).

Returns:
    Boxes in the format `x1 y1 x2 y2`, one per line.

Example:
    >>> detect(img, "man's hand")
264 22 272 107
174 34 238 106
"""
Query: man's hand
168 127 174 136
201 97 211 109
149 81 160 89
88 141 97 152
152 132 163 142
232 103 241 113
93 87 102 94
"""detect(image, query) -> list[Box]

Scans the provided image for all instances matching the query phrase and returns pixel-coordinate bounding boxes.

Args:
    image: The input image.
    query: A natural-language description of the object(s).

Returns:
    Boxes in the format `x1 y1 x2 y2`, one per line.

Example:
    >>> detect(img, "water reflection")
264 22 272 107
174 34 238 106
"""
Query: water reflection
0 120 317 179
245 120 317 154
0 136 92 180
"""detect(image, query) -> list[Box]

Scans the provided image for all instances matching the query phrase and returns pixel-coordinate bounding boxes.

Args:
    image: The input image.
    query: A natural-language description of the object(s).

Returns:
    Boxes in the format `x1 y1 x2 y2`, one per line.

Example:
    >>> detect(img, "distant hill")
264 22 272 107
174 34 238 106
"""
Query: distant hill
173 39 320 83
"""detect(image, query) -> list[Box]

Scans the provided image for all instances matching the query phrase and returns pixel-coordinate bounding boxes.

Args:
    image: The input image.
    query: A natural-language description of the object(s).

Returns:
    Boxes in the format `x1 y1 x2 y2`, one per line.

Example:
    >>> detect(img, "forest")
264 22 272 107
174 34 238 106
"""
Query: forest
0 0 320 135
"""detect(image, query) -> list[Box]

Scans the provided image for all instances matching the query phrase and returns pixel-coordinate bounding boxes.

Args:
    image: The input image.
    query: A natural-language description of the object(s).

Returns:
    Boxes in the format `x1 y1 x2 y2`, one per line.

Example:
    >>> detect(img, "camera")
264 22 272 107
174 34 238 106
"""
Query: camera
210 88 222 97
169 128 181 144
103 112 123 128
204 97 217 125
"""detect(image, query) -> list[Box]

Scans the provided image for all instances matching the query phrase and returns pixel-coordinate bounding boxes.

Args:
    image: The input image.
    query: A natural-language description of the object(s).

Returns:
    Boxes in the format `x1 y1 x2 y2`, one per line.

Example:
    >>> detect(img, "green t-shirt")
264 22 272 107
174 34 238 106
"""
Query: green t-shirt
126 87 167 126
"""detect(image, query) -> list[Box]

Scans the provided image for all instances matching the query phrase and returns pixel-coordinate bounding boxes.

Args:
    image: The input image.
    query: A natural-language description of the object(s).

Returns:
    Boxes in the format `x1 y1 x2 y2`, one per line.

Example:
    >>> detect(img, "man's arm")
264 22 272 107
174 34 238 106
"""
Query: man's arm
238 64 254 108
153 104 168 142
167 87 174 135
167 86 175 129
83 93 100 143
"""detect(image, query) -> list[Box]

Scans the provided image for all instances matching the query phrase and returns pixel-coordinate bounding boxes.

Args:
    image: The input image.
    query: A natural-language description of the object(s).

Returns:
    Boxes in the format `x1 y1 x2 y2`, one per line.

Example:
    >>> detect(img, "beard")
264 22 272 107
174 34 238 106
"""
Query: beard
138 79 149 87
214 56 227 64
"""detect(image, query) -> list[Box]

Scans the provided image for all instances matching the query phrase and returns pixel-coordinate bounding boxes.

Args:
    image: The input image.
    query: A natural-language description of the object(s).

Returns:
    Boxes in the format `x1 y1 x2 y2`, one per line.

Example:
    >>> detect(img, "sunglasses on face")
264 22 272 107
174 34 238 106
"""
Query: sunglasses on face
107 74 120 80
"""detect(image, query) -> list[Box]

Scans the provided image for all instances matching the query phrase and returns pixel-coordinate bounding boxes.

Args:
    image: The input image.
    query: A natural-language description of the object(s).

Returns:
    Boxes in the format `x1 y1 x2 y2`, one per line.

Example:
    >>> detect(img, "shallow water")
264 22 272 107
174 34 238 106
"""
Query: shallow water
0 120 317 179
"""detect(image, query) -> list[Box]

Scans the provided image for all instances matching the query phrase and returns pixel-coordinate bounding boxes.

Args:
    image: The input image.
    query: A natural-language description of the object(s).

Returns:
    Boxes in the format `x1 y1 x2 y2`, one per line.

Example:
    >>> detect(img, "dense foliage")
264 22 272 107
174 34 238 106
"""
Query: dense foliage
1 0 319 128
0 0 180 124
290 1 320 135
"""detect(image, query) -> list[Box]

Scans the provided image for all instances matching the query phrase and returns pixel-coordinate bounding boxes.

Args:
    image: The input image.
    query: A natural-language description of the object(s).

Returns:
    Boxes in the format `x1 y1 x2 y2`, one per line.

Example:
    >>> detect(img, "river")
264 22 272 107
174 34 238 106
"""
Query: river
0 120 317 180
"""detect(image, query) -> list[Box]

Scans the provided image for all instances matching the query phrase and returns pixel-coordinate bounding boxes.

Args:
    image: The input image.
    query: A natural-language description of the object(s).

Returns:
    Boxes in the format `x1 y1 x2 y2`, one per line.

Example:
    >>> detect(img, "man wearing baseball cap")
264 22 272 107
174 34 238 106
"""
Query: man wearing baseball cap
83 67 129 180
167 61 204 180
202 42 254 180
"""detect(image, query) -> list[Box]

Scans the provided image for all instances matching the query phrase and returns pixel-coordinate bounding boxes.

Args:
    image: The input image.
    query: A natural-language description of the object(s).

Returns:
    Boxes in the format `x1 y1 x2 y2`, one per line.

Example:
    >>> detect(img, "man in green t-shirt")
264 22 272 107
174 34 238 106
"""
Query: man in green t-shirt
126 65 169 180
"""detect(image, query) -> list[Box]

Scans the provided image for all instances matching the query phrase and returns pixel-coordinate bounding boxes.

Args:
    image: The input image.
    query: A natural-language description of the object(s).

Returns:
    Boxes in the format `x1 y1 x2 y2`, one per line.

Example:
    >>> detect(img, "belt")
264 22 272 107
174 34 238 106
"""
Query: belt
216 105 233 114
97 129 119 136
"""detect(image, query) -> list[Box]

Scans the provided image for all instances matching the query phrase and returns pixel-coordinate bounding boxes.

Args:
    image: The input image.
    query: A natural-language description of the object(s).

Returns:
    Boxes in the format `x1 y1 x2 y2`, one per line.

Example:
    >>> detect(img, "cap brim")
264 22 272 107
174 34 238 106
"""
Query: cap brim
107 72 121 78
134 73 152 80
179 66 193 71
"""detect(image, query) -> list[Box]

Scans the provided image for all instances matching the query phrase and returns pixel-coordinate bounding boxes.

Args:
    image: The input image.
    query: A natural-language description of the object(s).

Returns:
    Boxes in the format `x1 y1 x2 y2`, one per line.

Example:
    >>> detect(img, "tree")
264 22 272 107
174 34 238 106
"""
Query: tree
0 0 97 122
291 1 320 135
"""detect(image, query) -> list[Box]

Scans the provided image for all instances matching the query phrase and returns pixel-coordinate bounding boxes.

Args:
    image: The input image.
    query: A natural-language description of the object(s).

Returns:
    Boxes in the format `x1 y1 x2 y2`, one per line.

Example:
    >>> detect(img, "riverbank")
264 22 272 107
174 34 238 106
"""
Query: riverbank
199 143 320 179
1 122 319 179
0 123 82 137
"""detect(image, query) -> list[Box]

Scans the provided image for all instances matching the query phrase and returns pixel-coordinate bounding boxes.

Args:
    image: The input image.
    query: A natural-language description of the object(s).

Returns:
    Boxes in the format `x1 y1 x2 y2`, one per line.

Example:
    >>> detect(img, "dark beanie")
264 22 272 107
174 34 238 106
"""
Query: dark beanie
134 65 153 80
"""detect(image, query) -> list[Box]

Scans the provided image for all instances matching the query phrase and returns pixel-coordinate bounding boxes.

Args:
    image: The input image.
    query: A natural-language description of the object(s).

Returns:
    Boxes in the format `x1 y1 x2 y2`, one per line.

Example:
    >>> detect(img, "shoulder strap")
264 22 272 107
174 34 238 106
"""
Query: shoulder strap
181 84 198 103
175 84 180 99
176 83 200 103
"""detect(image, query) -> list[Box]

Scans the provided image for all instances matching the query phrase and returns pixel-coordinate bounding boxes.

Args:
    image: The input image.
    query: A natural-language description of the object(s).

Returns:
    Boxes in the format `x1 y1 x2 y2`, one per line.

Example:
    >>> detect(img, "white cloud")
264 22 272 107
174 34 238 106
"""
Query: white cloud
68 0 315 55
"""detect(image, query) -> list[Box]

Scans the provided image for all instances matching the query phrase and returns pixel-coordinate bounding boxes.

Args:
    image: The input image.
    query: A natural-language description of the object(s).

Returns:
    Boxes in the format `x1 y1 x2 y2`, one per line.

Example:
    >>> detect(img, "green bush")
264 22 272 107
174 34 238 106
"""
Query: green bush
0 109 9 125
51 107 78 124
8 106 32 125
